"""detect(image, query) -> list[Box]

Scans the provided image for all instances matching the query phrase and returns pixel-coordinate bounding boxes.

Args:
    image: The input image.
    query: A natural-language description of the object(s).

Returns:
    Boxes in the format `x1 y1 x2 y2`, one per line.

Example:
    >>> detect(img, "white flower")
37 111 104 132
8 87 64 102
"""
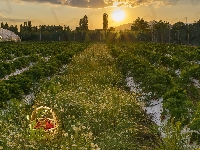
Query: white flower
26 115 30 120
71 125 78 131
82 126 86 129
91 143 95 148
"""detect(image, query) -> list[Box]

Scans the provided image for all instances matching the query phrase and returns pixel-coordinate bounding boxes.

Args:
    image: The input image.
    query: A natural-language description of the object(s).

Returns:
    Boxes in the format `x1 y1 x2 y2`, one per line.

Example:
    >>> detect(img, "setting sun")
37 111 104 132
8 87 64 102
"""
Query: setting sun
111 9 126 22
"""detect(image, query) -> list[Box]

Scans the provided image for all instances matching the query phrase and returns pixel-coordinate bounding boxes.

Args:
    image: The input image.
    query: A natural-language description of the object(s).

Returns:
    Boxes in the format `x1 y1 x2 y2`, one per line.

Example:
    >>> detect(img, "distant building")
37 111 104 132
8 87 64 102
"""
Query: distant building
20 21 38 32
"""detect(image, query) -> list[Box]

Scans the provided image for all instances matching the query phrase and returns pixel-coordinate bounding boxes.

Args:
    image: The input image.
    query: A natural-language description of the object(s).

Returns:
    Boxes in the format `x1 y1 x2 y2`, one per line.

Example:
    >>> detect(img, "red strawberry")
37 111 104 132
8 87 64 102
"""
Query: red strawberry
45 120 54 130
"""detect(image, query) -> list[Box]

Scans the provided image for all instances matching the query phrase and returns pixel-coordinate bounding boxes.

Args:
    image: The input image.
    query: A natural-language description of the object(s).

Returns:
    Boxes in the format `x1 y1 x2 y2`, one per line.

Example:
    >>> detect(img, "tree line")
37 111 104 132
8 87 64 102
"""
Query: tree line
1 15 200 45
131 17 200 46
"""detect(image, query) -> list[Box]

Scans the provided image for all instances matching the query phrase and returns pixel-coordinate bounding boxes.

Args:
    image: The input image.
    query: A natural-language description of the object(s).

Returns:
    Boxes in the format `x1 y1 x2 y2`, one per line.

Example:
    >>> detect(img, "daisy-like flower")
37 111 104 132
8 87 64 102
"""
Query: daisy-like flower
26 115 30 120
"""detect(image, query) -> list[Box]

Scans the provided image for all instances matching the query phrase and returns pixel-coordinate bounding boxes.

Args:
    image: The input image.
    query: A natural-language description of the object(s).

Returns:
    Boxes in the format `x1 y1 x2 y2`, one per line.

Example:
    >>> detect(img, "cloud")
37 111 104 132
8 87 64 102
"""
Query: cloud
0 14 28 22
12 0 180 8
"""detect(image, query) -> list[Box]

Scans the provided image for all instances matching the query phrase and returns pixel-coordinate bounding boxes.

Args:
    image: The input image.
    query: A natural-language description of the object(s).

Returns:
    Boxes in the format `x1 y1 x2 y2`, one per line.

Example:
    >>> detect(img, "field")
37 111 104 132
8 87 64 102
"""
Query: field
0 42 88 106
0 42 200 149
110 43 200 146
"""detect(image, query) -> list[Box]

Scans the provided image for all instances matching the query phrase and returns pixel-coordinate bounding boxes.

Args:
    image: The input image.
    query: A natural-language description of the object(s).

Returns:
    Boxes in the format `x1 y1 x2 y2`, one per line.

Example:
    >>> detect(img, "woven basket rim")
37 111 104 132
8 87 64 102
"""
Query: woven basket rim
30 106 58 131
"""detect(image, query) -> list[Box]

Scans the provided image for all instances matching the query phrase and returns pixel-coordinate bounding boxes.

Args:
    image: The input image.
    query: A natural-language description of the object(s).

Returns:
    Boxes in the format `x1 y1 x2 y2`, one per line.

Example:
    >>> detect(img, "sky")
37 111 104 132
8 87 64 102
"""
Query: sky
0 0 200 30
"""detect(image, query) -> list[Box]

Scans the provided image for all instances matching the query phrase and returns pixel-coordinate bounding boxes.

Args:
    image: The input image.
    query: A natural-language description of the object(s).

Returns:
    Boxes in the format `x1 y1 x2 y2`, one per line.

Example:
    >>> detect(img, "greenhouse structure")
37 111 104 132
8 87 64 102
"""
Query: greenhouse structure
0 28 21 42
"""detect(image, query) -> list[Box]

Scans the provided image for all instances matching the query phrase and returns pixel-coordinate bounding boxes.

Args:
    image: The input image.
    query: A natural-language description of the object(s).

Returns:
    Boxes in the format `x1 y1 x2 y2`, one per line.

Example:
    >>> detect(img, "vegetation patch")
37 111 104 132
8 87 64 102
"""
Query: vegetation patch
0 43 160 149
109 42 200 147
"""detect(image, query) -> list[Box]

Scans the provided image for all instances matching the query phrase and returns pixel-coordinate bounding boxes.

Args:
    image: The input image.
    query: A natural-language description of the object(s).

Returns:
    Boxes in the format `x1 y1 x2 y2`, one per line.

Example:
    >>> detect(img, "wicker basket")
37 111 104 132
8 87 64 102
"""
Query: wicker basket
30 106 58 134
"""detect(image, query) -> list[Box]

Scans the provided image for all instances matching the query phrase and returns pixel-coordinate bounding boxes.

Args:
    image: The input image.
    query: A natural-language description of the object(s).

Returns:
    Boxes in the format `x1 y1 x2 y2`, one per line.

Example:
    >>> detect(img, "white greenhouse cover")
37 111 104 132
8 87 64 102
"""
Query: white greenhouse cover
0 28 21 42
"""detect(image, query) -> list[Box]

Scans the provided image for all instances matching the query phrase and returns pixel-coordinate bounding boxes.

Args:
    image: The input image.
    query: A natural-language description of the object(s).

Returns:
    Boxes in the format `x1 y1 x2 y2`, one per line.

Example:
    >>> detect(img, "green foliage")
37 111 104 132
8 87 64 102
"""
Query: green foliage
131 17 149 32
163 86 193 122
188 102 200 143
85 33 91 42
0 42 89 106
0 43 160 149
109 42 200 146
109 42 200 102
2 42 200 148
189 118 200 143
155 119 193 150
112 43 175 98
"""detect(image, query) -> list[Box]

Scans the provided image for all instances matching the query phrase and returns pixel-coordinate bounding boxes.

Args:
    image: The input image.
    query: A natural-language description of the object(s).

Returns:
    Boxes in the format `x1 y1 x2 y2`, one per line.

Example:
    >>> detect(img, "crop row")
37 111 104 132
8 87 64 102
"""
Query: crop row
112 43 199 70
111 43 200 84
0 42 89 107
0 55 39 79
113 49 173 98
119 43 200 62
0 42 83 61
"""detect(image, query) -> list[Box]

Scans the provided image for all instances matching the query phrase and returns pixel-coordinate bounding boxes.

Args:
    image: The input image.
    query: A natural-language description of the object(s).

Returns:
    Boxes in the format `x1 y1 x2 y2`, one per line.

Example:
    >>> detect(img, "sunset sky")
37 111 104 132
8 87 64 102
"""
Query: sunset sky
0 0 200 30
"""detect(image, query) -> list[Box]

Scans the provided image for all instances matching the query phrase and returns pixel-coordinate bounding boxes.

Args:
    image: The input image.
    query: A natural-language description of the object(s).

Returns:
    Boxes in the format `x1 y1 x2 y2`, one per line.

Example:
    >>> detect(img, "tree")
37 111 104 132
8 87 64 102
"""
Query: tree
191 20 200 45
1 22 3 28
83 15 88 31
63 25 71 41
64 25 70 32
78 15 89 41
28 21 32 32
85 32 90 42
171 21 186 44
79 18 83 30
131 17 149 41
152 20 169 43
5 22 9 29
103 13 108 33
131 17 149 32
79 15 88 31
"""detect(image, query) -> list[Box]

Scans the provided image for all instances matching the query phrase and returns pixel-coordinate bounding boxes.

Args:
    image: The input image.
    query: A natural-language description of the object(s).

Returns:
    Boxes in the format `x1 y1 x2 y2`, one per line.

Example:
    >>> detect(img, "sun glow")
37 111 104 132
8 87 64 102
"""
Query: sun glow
111 9 126 22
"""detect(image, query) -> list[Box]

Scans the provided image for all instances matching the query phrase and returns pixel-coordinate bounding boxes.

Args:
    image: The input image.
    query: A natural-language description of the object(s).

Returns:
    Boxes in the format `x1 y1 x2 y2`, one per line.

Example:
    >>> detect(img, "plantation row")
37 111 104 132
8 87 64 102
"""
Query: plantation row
0 42 89 107
109 43 200 143
0 42 77 61
0 55 38 78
